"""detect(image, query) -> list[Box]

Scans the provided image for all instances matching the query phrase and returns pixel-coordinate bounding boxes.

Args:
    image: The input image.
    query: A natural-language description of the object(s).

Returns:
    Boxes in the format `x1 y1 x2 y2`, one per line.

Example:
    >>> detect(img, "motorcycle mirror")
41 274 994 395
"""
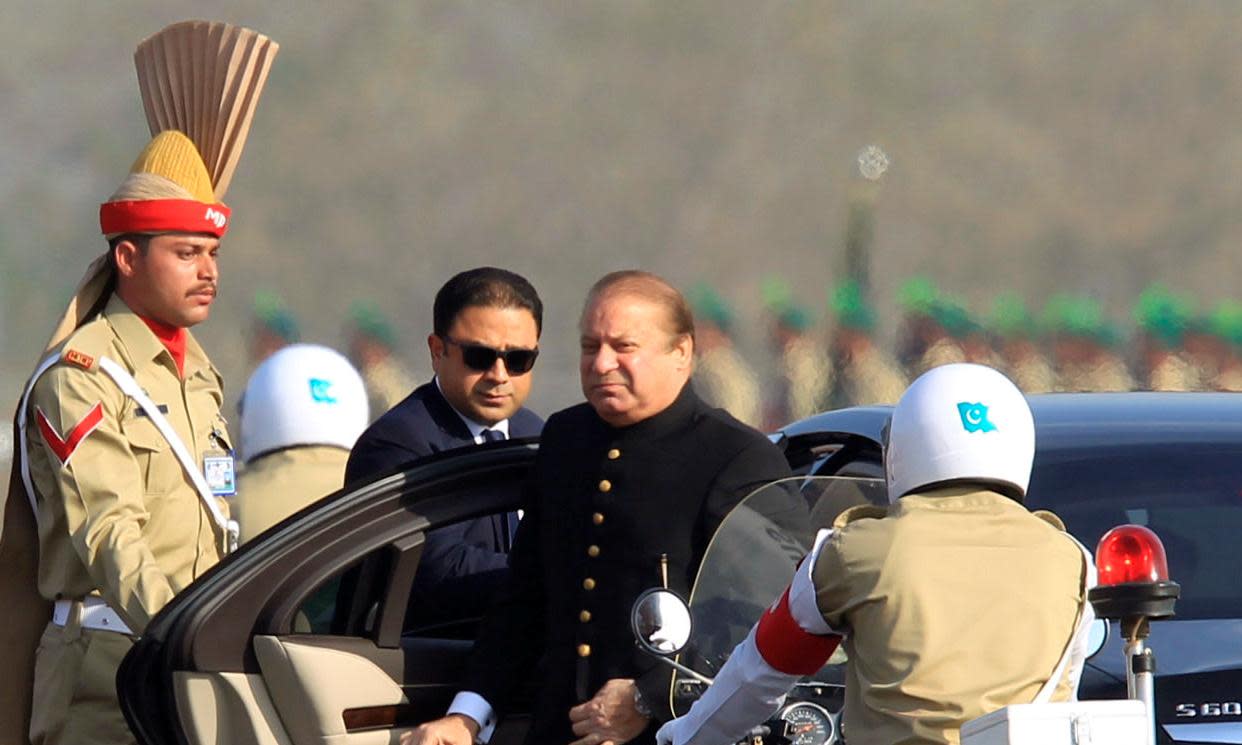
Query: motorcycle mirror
631 588 692 657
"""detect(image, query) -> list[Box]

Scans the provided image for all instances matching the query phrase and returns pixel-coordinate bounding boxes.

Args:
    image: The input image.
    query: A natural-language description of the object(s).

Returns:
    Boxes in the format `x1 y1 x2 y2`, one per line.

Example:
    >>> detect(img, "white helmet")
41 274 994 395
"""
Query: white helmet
240 344 369 461
884 363 1034 503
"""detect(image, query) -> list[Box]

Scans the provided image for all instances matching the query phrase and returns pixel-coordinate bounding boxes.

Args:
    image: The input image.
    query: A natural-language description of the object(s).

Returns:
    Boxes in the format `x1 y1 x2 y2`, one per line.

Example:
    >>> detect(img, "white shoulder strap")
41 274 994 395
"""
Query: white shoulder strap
1033 534 1097 704
96 357 235 554
17 353 66 515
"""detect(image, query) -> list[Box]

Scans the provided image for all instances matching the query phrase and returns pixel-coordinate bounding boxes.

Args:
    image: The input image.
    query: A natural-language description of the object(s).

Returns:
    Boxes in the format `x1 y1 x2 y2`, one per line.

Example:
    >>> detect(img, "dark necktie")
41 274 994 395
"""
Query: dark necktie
480 427 518 547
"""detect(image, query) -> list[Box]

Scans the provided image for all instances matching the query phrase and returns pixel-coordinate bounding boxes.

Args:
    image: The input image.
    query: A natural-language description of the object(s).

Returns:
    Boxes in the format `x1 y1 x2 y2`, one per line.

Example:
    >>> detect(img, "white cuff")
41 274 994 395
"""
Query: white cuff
658 627 799 745
448 691 496 742
788 529 840 635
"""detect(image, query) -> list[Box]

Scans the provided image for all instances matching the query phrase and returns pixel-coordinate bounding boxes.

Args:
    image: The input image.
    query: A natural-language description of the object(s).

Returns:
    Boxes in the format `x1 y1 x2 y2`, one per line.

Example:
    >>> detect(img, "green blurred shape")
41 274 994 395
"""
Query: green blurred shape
1041 294 1117 346
898 276 939 315
1208 301 1242 346
689 282 734 331
830 279 876 331
1133 283 1192 348
990 292 1034 338
253 290 300 343
931 295 976 338
350 300 397 348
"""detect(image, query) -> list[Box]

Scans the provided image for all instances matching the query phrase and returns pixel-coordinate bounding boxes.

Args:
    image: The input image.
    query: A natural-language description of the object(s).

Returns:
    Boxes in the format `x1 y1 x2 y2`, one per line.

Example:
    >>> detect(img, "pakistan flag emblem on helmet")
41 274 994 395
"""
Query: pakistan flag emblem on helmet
957 402 997 433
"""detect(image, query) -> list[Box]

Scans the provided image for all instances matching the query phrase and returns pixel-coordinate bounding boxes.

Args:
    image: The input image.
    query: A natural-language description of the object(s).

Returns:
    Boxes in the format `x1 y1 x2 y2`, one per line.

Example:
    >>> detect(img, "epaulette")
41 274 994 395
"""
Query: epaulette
55 317 111 373
1032 509 1067 532
833 504 889 529
62 347 98 371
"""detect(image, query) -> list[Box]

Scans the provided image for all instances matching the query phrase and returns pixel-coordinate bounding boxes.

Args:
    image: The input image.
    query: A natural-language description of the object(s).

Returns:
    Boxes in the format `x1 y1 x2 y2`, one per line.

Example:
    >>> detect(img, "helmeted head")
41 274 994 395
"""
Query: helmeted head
240 344 369 462
884 363 1035 503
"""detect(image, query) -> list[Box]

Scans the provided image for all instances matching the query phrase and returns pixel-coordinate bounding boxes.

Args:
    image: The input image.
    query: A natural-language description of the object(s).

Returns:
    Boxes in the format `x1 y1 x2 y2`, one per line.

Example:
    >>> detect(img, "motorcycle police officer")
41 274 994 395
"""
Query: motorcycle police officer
657 363 1096 745
236 344 369 544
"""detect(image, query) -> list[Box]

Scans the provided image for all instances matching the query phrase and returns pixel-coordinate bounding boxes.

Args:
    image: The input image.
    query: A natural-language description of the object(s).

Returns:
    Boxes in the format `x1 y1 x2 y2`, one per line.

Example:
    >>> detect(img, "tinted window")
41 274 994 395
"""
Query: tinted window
1027 443 1242 620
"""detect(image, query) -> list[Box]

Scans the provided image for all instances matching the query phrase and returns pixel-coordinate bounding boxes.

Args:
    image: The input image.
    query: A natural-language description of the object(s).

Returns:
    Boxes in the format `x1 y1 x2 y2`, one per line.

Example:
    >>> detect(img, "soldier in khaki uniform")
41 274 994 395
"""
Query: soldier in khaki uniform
235 344 368 544
248 290 300 367
1042 295 1136 392
689 285 763 428
0 21 276 745
828 280 906 407
658 365 1094 745
990 293 1057 394
759 277 831 427
1200 302 1242 391
348 302 420 420
1133 284 1203 392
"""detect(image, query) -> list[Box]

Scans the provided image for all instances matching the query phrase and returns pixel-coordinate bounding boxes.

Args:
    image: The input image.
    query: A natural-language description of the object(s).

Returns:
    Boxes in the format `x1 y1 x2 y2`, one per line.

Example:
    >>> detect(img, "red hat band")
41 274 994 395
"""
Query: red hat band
99 199 231 238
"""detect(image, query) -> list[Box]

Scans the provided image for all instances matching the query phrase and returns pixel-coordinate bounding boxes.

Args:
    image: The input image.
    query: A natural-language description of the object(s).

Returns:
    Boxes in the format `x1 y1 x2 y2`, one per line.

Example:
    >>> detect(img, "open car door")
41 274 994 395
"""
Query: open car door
117 442 537 745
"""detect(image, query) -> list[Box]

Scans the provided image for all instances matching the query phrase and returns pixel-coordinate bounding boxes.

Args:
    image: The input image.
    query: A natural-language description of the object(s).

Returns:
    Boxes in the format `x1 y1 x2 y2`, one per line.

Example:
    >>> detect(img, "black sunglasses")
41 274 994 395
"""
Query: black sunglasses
441 336 539 374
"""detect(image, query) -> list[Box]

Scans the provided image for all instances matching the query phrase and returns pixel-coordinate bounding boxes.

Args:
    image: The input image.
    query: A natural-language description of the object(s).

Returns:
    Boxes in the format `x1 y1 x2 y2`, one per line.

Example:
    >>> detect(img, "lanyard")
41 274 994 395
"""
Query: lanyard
18 352 236 555
97 357 236 554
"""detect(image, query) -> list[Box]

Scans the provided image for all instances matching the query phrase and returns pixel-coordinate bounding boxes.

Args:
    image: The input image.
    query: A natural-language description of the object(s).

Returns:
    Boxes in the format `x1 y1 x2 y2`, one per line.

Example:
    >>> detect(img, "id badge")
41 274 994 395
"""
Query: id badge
203 452 237 496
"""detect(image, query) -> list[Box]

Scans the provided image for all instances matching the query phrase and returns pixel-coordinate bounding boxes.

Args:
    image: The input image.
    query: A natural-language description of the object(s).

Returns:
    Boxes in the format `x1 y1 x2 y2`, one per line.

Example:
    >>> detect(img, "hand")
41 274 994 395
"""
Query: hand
568 678 651 745
400 714 480 745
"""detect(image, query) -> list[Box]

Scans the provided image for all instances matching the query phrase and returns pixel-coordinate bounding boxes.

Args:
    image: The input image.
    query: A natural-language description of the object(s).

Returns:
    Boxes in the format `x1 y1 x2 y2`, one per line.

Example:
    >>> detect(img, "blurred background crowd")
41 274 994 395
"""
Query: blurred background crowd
242 275 1242 442
7 1 1242 476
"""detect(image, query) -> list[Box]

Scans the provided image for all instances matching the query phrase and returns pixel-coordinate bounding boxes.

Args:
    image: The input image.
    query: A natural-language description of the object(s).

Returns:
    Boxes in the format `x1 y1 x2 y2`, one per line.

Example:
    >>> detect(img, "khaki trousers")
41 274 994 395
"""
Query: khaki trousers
30 612 135 745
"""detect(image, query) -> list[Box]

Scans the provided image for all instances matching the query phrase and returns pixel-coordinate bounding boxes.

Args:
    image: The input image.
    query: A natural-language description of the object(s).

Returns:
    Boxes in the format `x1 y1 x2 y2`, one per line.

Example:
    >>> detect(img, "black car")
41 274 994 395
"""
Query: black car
118 393 1242 745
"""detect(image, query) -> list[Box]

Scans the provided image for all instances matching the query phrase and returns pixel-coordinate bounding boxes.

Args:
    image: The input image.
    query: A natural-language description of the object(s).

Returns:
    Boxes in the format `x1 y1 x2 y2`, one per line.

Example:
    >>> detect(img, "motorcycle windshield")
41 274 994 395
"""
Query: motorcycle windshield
676 476 887 710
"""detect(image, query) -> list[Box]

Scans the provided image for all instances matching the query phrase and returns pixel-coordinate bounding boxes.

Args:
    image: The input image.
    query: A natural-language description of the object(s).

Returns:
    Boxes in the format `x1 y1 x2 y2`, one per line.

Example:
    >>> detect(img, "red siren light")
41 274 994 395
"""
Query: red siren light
1095 524 1170 586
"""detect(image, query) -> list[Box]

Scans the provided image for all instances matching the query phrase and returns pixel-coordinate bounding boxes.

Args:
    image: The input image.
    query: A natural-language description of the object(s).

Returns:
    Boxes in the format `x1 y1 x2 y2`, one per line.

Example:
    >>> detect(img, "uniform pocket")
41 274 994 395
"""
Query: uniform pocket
121 416 181 496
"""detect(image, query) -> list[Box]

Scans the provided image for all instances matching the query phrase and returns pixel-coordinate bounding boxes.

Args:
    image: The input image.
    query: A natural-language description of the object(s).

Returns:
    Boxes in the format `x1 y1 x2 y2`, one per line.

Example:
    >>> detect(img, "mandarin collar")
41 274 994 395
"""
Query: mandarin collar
601 381 698 441
103 294 211 378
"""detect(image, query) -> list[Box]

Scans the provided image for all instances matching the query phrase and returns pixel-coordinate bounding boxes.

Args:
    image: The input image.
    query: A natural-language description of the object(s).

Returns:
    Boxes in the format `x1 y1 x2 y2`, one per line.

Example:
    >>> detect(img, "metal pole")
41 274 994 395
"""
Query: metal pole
1125 638 1157 745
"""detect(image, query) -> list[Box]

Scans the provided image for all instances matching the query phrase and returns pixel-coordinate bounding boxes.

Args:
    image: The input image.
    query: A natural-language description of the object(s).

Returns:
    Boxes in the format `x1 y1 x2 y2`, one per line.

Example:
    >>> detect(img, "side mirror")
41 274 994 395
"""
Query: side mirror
631 588 692 657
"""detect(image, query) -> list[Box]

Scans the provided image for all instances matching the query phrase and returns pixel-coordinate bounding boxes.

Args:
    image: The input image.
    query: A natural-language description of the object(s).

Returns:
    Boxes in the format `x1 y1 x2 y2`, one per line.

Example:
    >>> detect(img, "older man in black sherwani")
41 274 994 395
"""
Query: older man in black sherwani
406 271 795 745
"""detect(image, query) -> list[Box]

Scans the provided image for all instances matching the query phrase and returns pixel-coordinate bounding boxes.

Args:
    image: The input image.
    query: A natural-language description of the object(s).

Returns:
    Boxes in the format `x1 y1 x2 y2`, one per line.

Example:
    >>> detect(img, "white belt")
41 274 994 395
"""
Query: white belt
52 597 133 635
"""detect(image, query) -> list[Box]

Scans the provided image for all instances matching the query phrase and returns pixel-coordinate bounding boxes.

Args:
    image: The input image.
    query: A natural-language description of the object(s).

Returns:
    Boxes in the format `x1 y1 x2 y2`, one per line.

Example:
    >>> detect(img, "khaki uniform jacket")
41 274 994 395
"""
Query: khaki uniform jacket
235 445 348 544
362 356 417 421
914 339 968 377
695 347 763 428
1056 357 1136 393
1005 353 1058 394
837 347 908 407
1147 353 1204 392
23 295 229 633
811 487 1087 745
779 338 832 421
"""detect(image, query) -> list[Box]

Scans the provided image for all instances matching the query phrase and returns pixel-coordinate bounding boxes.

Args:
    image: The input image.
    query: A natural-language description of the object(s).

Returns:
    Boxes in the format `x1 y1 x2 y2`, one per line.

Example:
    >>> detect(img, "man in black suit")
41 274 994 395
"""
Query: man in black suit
406 271 795 745
345 267 544 628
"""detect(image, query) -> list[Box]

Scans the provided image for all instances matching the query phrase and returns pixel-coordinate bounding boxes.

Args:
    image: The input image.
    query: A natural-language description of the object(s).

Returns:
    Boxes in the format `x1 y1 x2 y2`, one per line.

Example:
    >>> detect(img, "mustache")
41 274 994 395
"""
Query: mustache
188 283 217 296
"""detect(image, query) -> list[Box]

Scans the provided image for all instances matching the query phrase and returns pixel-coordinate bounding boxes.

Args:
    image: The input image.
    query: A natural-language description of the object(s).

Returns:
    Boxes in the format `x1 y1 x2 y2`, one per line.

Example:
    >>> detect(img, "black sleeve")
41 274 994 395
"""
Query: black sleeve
462 476 546 715
405 519 510 627
344 429 428 487
636 435 794 723
701 435 795 541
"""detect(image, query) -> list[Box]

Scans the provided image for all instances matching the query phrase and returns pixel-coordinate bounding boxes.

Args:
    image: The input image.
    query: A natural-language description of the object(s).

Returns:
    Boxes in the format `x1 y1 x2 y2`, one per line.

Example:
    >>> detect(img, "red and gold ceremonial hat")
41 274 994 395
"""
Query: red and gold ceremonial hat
43 20 278 351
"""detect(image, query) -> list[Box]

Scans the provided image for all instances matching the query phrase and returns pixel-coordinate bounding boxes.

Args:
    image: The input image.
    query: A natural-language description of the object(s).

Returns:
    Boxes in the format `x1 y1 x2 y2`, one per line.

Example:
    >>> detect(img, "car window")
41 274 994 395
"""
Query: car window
290 509 520 639
1028 443 1242 620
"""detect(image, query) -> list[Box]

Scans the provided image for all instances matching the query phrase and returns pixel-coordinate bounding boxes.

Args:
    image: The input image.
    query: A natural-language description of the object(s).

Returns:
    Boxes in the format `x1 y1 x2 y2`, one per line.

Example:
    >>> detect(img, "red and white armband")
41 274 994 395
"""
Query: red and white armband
656 529 843 745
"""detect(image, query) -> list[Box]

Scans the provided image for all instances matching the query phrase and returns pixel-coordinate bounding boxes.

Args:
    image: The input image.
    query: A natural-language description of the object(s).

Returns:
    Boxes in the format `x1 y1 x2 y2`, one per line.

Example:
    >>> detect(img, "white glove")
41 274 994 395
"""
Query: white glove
653 628 797 745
